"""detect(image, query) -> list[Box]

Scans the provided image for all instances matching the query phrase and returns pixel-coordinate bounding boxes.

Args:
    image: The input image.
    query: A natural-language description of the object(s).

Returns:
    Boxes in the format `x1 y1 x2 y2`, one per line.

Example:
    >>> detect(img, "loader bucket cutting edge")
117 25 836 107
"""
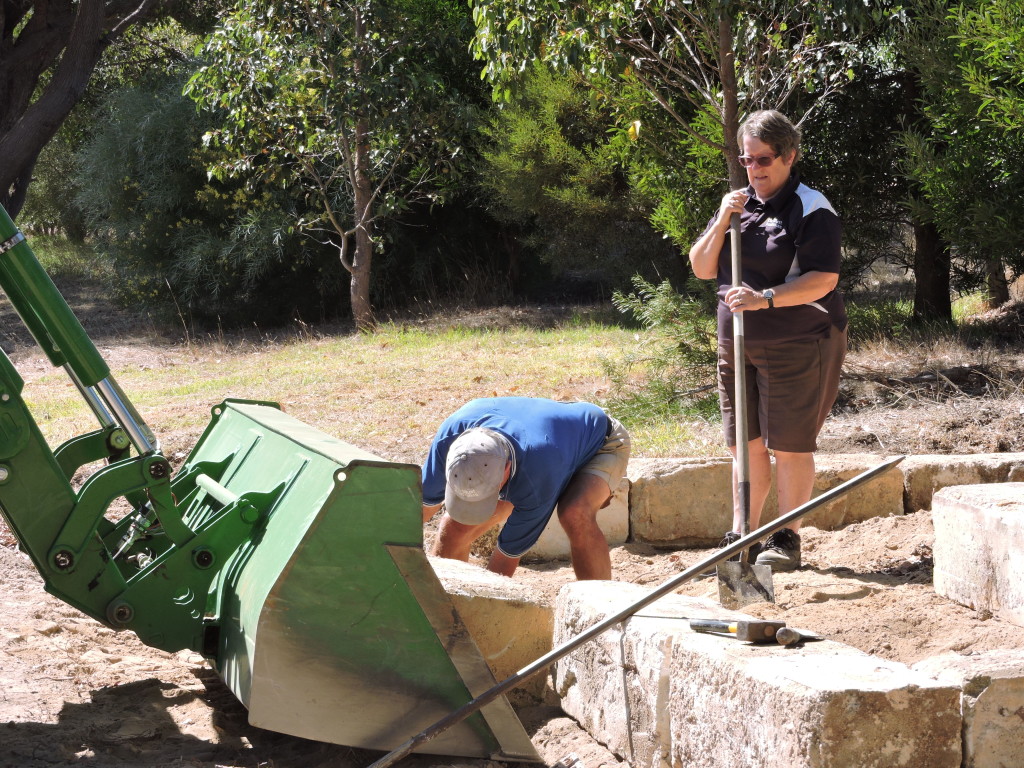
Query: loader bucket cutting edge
187 400 539 761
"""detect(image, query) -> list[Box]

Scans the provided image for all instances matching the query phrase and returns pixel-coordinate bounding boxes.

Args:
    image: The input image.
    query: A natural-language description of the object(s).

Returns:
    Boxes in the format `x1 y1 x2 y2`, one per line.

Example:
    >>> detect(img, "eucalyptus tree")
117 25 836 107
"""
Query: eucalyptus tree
187 0 477 330
0 0 206 217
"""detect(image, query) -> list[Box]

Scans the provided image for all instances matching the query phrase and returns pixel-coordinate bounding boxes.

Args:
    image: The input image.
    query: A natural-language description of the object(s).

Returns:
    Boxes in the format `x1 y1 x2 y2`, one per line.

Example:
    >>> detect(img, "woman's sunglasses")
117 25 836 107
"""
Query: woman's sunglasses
738 153 779 168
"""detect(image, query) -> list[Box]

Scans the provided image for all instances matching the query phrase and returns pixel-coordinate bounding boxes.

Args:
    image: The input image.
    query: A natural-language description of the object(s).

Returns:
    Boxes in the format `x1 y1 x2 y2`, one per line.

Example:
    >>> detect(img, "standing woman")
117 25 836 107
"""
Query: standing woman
688 110 847 572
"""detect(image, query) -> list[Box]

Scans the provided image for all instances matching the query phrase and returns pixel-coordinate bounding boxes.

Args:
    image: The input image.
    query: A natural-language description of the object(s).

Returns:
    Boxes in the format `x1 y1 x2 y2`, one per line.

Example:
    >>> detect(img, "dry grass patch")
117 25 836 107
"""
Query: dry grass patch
18 313 720 467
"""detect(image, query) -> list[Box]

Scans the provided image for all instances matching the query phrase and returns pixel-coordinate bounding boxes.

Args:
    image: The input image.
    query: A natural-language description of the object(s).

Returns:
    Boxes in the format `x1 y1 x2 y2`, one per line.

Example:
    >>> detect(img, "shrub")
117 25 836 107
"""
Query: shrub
605 276 719 422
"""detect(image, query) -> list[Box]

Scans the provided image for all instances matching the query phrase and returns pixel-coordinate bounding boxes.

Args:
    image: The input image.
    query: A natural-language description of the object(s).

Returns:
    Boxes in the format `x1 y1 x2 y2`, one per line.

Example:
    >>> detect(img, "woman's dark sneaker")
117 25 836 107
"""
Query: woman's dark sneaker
755 528 801 572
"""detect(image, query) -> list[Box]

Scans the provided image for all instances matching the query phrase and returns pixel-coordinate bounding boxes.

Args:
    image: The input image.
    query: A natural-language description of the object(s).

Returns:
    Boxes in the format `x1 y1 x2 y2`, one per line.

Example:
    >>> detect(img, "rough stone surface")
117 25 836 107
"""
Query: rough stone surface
932 483 1024 628
915 649 1024 768
902 454 1024 512
554 581 961 768
431 556 553 704
797 453 905 529
628 457 733 546
627 454 904 546
528 477 630 560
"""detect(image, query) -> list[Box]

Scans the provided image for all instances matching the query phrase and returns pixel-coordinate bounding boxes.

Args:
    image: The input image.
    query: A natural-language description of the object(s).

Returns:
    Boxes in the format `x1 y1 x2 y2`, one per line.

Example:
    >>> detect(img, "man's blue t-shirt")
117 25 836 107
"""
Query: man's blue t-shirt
422 397 608 557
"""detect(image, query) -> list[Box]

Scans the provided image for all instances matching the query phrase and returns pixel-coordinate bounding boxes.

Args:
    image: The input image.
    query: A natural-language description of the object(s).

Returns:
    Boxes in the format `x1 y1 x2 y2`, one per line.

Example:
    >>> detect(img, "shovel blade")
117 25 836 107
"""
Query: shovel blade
717 561 775 609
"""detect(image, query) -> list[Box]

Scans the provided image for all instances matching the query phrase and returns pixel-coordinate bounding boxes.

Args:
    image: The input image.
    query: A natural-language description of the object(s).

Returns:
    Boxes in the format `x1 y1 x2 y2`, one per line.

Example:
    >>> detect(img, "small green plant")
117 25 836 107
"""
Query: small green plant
604 275 719 423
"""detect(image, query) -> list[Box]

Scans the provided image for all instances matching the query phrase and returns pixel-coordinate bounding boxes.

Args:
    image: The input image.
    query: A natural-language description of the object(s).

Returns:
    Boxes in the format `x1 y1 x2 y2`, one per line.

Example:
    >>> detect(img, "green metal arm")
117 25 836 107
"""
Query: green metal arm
0 206 263 653
0 206 108 385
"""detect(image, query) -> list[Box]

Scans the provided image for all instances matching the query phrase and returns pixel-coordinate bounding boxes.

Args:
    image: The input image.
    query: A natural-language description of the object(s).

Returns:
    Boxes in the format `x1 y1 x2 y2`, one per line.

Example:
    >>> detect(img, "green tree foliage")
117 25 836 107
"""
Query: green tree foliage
187 0 480 329
0 1 213 217
796 65 912 288
900 0 1024 307
20 117 90 240
22 18 202 240
957 1 1024 128
470 0 888 274
606 276 719 421
471 0 874 181
478 64 681 289
75 70 341 326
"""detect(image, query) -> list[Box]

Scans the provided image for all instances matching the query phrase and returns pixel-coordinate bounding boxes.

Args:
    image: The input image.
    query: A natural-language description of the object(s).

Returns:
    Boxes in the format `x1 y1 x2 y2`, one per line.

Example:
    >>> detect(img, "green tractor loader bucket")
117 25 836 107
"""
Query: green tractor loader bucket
0 206 538 762
188 401 538 760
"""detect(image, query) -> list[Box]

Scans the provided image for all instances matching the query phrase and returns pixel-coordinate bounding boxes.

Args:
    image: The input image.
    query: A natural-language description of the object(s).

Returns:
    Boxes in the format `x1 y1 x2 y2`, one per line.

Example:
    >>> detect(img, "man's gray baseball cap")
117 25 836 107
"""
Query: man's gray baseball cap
445 428 511 524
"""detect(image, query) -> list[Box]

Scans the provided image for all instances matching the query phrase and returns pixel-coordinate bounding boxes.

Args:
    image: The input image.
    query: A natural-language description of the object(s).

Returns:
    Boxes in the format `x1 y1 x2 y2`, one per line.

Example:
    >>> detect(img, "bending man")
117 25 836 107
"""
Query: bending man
421 397 630 580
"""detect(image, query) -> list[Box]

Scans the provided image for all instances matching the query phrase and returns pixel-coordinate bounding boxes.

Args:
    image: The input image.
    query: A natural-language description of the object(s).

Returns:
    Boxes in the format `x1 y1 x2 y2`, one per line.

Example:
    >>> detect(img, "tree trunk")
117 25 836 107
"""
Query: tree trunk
717 12 745 189
984 258 1009 308
348 115 375 330
348 7 375 332
911 218 952 321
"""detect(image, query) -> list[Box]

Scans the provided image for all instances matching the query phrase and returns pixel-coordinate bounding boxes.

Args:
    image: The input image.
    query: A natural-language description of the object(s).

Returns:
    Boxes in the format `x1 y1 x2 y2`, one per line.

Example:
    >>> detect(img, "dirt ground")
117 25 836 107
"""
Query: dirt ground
4 292 1024 767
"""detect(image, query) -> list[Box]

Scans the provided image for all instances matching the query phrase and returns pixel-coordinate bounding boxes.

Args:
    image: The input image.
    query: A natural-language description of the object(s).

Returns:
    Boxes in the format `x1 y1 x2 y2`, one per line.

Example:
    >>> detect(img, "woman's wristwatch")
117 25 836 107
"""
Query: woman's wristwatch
762 288 775 308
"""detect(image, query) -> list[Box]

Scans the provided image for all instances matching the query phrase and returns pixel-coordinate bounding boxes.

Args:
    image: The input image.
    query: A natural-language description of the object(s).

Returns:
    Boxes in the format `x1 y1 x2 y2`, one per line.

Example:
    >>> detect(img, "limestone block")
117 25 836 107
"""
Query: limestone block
431 556 553 704
627 457 736 546
902 453 1024 512
627 454 904 547
527 476 630 560
915 649 1024 768
932 483 1024 627
555 582 961 768
797 453 905 529
553 584 745 767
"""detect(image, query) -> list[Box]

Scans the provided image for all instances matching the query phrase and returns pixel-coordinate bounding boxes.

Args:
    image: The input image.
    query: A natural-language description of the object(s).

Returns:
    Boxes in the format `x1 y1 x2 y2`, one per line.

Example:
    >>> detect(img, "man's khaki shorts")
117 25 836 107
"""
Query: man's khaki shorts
578 414 631 489
718 326 847 453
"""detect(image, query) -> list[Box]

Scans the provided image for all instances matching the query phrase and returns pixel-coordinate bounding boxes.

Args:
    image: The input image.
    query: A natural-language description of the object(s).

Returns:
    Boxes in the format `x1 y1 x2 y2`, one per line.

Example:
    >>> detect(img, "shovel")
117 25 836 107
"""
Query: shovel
717 212 775 608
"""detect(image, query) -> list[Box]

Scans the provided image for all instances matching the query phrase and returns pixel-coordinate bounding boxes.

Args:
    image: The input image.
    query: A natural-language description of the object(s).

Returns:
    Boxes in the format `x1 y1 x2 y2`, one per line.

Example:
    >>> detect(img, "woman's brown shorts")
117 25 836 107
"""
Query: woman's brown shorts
718 326 847 453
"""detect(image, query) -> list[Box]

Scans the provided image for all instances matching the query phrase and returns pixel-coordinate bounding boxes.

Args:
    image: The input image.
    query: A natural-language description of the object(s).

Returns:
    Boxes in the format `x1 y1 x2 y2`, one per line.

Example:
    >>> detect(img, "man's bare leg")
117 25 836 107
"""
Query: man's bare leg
556 473 613 580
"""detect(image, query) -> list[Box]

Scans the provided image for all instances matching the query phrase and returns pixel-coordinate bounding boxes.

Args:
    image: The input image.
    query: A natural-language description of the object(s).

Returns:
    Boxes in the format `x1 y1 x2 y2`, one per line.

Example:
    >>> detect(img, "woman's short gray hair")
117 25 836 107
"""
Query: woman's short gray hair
738 110 802 163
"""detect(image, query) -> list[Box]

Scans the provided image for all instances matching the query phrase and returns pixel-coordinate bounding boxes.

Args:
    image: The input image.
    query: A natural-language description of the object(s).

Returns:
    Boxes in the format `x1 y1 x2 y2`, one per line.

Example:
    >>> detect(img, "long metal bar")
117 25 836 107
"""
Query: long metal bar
366 455 905 768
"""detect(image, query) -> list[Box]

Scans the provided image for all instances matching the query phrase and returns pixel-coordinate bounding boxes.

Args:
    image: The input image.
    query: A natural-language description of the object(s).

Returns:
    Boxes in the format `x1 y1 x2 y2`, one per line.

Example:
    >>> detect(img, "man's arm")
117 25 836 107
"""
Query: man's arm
423 502 443 523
